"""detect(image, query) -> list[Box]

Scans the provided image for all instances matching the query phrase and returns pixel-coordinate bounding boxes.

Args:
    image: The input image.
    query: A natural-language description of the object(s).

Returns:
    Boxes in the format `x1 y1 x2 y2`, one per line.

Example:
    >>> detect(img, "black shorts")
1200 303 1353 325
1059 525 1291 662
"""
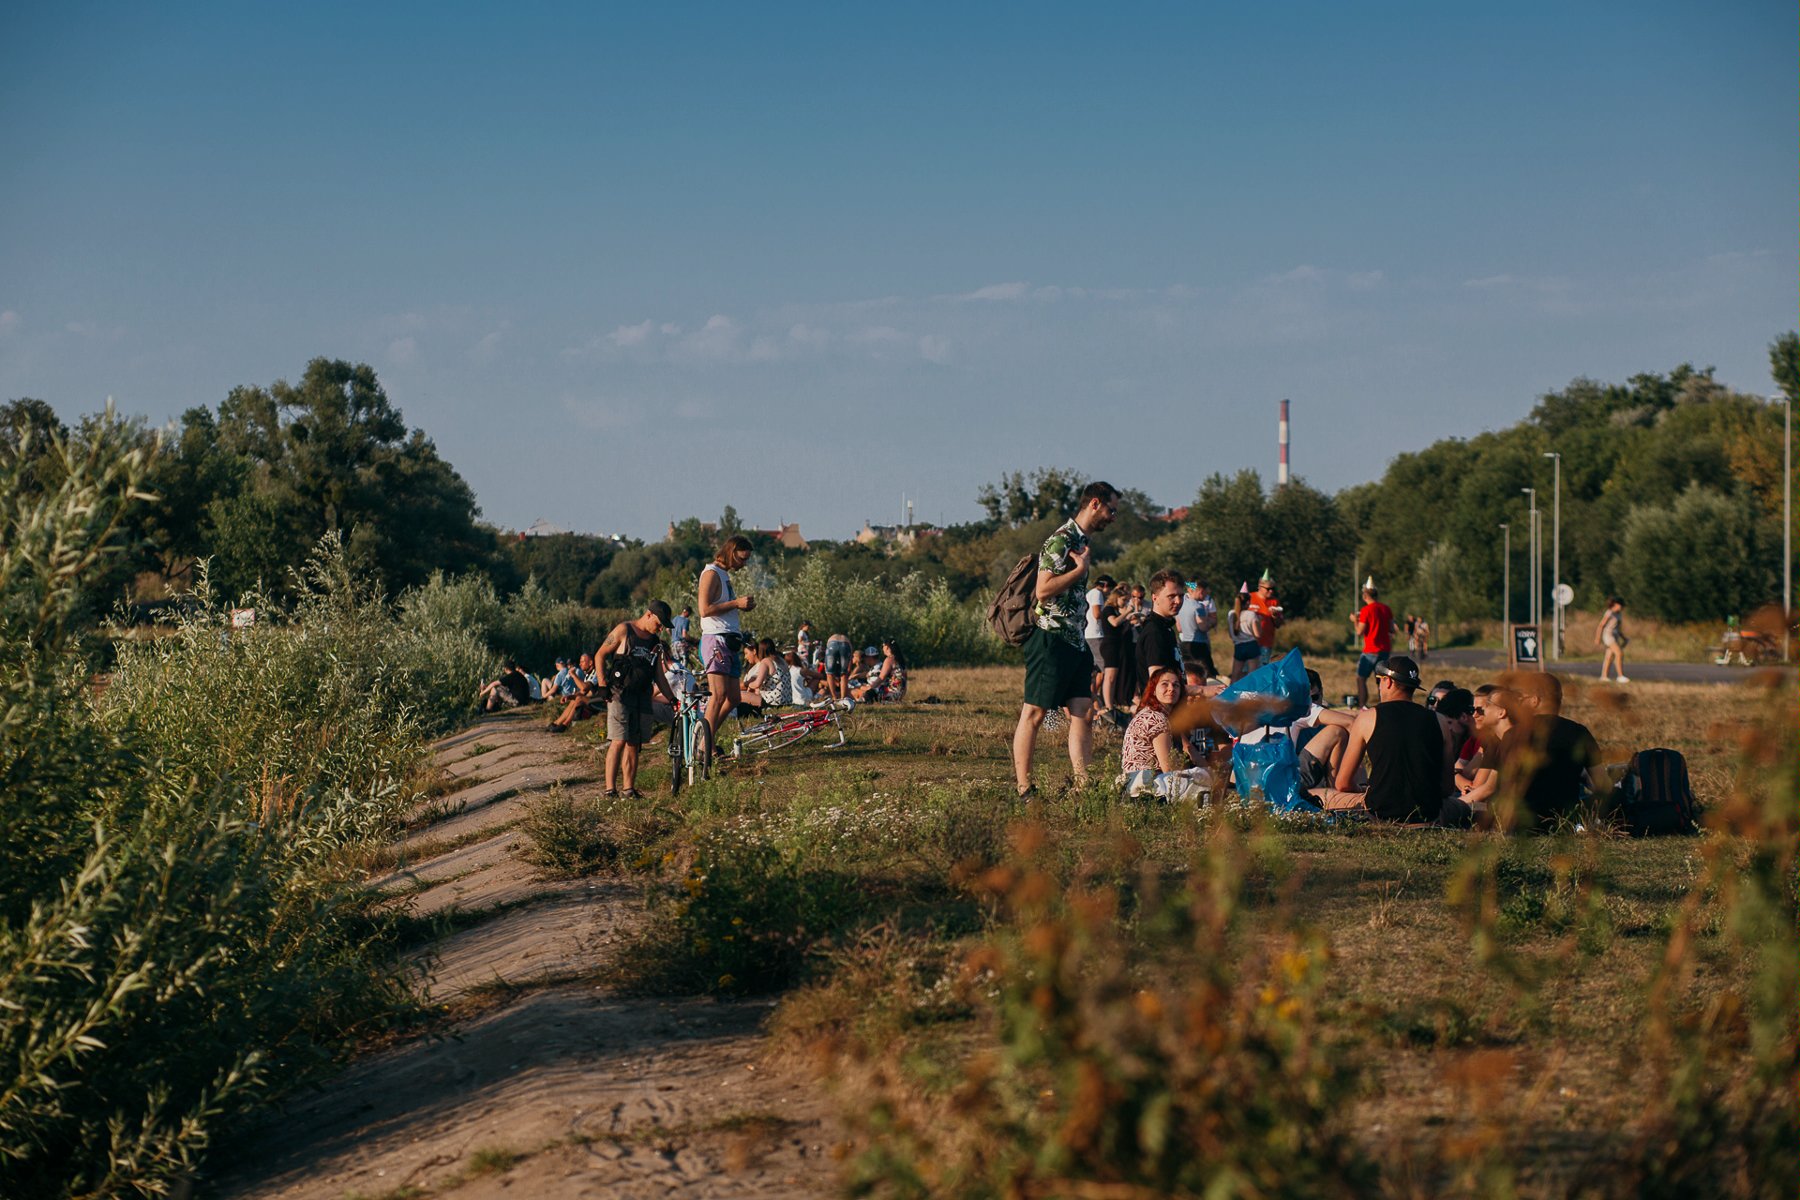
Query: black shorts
1023 628 1093 710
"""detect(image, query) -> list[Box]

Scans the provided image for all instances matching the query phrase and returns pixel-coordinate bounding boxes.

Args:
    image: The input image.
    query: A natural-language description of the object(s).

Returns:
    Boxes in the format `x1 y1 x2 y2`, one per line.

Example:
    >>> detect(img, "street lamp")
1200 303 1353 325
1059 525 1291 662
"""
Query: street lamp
1521 487 1539 631
1543 451 1561 659
1500 521 1511 640
1784 394 1792 662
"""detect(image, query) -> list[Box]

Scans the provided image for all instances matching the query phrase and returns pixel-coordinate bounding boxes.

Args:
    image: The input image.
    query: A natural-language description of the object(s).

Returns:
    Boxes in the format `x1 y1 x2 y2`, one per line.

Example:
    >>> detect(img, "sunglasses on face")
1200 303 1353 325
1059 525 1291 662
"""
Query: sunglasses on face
1472 705 1487 715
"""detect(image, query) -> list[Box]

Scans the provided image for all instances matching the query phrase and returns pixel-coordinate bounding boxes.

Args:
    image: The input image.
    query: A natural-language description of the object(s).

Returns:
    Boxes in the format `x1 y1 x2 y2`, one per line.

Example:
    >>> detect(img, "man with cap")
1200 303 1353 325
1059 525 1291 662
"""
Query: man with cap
1310 655 1444 822
1249 569 1282 666
1353 579 1395 707
595 600 680 798
1177 578 1219 682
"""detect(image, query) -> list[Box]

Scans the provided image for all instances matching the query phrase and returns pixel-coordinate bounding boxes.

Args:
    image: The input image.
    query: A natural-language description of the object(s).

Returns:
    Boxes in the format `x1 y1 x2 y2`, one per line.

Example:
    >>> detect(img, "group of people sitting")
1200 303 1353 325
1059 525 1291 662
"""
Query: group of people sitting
1114 649 1602 831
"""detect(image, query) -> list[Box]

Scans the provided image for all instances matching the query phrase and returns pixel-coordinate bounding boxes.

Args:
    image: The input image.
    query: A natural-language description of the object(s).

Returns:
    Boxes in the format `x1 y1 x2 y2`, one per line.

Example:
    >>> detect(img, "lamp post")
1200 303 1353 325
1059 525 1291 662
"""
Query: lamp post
1521 488 1539 631
1543 451 1561 659
1785 394 1792 662
1500 521 1511 643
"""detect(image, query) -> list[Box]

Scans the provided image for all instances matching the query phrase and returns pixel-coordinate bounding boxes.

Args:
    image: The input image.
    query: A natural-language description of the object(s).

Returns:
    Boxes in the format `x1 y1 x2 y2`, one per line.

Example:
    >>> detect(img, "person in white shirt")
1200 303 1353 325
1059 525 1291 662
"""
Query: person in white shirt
1084 574 1114 675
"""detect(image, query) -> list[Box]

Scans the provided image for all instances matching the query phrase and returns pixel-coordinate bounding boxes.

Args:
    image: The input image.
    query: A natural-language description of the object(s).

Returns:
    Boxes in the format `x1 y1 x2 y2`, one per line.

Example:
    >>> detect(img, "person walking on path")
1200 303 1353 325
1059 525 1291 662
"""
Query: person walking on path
1010 481 1120 799
596 601 679 798
698 534 756 737
1596 597 1629 683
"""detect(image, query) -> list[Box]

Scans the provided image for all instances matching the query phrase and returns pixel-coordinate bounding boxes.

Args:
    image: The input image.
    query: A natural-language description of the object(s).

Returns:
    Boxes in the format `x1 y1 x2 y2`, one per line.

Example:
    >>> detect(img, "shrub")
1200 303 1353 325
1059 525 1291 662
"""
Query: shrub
1 421 483 1198
736 557 1004 666
517 787 672 877
617 828 870 996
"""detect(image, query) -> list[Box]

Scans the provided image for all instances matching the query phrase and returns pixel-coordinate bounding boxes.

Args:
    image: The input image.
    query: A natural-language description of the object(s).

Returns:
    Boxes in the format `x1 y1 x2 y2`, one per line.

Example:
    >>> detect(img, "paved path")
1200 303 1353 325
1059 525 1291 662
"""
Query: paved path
1420 648 1791 687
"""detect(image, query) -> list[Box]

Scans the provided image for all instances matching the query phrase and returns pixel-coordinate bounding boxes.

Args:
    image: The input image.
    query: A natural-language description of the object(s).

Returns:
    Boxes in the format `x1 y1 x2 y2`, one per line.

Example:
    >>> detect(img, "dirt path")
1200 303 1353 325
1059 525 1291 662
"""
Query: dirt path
208 712 841 1200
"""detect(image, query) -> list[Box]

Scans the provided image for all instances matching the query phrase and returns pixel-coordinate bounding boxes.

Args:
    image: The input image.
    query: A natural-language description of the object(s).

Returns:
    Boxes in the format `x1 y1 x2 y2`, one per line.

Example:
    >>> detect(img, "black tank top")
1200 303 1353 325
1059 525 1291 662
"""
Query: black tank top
1365 701 1443 822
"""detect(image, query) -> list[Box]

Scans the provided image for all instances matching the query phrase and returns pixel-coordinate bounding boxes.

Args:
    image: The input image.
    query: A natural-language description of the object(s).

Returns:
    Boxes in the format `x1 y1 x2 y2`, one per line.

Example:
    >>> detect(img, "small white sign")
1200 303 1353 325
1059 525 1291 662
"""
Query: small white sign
230 608 256 629
1552 583 1574 608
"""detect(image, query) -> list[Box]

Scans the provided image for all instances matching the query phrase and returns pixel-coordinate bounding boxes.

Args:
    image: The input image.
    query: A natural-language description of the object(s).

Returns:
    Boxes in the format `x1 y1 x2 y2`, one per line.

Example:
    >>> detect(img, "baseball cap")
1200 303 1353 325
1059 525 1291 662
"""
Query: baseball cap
1434 687 1474 719
1373 655 1422 690
864 645 879 656
647 599 674 627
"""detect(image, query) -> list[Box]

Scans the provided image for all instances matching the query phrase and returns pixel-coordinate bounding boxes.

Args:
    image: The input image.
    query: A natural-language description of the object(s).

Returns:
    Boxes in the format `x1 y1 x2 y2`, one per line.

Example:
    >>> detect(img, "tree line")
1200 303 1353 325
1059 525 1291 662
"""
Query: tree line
7 338 1796 631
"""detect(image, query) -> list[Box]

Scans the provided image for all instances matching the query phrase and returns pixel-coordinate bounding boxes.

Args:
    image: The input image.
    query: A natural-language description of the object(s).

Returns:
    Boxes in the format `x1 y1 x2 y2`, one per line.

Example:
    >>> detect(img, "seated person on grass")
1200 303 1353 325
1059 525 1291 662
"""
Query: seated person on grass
1449 683 1510 822
853 639 909 702
1309 655 1443 822
1122 668 1189 777
737 638 792 719
1235 667 1355 791
597 601 679 798
785 651 821 705
478 660 533 711
1490 672 1604 832
545 652 603 732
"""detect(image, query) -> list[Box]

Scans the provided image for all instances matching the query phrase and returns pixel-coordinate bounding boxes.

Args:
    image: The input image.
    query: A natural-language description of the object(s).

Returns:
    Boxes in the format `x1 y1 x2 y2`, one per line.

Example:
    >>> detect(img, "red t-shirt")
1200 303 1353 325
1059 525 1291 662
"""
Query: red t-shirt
1249 591 1280 648
1358 602 1393 653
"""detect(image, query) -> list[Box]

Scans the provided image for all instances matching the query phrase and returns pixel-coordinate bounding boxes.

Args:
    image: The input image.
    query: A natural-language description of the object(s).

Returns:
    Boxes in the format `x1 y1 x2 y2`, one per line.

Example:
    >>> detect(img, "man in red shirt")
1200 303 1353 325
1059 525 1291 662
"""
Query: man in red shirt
1248 570 1282 666
1353 580 1394 707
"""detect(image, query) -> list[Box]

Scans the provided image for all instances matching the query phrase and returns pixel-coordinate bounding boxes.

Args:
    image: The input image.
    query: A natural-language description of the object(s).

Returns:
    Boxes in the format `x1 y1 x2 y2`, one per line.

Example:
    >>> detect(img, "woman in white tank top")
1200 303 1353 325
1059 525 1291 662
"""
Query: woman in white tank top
698 535 755 736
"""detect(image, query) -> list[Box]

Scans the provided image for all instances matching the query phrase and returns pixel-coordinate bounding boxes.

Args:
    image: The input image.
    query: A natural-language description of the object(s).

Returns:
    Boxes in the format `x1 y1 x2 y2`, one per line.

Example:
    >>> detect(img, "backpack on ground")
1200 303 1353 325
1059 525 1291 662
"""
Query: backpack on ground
986 553 1039 648
1609 748 1700 836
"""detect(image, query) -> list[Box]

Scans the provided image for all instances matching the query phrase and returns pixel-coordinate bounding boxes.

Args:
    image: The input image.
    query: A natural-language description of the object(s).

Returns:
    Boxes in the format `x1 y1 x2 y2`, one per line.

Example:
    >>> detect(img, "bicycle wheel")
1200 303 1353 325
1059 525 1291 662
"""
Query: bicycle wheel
668 725 686 798
687 720 713 787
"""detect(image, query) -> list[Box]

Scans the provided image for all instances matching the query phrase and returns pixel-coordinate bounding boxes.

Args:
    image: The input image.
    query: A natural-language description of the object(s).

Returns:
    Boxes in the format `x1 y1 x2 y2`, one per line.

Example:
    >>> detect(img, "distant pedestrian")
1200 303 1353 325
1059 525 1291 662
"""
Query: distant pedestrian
1084 574 1114 675
1596 597 1629 683
1228 583 1261 682
1010 481 1120 799
1249 570 1282 665
1353 581 1394 707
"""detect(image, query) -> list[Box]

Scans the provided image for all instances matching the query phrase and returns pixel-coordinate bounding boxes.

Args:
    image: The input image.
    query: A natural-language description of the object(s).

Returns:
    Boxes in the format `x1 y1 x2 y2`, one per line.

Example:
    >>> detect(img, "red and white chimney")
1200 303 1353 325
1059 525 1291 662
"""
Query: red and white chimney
1278 399 1290 487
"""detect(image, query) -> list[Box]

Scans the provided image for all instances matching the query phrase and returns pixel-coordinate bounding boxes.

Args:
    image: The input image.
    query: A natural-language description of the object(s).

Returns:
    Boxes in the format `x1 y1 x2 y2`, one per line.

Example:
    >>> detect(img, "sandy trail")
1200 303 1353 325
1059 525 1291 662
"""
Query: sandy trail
208 712 840 1199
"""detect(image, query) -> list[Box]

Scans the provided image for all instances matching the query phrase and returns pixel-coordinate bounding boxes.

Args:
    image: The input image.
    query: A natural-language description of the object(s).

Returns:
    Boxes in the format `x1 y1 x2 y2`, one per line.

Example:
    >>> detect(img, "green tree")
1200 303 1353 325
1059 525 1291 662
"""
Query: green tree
1613 485 1772 622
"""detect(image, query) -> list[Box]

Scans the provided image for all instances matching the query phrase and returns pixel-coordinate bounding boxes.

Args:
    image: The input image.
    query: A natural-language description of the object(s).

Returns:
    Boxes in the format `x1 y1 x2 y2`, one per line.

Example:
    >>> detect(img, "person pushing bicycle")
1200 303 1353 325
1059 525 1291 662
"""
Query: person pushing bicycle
596 599 679 798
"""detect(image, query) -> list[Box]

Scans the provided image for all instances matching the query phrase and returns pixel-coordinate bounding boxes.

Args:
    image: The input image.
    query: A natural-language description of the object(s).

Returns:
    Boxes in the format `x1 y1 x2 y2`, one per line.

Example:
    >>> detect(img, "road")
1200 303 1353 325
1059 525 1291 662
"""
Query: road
1419 648 1792 686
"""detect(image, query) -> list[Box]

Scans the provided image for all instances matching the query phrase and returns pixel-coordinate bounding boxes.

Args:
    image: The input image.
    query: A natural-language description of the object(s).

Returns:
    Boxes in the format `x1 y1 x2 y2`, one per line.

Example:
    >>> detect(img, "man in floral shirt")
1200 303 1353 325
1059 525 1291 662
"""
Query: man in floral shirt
1011 480 1121 798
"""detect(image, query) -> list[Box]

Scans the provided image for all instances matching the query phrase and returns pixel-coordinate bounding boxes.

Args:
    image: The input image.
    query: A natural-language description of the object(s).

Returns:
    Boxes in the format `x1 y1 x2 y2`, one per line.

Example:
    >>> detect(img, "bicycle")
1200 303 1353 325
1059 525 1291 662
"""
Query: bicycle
731 698 849 758
667 689 714 796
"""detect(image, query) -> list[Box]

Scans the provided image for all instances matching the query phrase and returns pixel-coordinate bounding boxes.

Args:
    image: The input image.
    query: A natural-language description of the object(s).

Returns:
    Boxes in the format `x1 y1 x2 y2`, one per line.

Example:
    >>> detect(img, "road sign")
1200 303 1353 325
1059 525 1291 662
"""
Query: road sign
230 608 256 629
1511 624 1540 667
1553 583 1573 608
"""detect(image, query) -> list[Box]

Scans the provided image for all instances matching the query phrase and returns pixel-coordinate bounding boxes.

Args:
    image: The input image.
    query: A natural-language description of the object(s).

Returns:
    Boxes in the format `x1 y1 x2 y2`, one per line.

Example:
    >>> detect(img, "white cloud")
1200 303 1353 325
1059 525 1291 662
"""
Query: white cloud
609 319 654 347
945 281 1032 302
470 322 509 363
788 323 829 350
848 325 909 345
677 314 740 361
1345 270 1386 292
918 334 954 364
387 336 418 365
1462 274 1516 289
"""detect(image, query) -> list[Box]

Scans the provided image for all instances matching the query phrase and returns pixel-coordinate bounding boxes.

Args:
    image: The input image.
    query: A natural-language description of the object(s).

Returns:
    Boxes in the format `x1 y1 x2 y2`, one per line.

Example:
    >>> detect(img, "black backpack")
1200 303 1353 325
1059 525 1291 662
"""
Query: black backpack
1610 748 1701 836
986 554 1040 648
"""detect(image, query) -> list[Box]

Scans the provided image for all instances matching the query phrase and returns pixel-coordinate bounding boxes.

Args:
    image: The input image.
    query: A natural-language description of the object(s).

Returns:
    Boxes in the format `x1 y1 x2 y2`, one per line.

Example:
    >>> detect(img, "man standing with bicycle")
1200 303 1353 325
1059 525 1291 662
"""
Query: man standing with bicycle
698 533 756 739
597 600 679 798
1010 481 1120 799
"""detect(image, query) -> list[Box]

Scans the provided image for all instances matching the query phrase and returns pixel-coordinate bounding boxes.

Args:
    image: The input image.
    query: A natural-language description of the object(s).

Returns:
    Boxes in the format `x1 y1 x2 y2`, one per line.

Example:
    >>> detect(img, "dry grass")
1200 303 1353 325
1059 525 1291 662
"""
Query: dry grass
622 660 1793 1196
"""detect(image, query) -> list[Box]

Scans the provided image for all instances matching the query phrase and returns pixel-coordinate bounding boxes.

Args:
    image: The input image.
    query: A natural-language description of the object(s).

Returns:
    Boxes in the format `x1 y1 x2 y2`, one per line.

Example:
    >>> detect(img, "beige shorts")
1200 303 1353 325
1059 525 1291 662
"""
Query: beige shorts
606 697 673 746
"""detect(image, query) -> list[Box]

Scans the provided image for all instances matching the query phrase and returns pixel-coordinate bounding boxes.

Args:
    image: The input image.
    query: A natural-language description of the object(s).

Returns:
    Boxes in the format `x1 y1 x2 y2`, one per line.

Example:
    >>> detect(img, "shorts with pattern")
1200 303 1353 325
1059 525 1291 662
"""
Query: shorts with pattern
700 633 742 678
823 641 851 676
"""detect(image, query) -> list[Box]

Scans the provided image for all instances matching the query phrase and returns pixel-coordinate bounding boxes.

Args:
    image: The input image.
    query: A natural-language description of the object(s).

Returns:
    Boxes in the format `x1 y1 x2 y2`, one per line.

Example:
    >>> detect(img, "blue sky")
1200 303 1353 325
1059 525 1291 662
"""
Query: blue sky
3 1 1795 539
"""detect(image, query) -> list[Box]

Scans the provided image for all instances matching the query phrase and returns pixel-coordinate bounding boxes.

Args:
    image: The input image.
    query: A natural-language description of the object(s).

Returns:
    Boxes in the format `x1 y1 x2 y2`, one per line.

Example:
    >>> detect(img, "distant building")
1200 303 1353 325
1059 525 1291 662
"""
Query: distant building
1162 506 1190 524
855 521 942 551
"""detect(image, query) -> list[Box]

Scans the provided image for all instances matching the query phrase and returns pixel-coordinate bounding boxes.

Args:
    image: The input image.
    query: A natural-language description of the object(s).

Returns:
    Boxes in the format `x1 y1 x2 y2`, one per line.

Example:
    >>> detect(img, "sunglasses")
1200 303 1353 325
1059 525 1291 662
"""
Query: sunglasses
1472 705 1487 715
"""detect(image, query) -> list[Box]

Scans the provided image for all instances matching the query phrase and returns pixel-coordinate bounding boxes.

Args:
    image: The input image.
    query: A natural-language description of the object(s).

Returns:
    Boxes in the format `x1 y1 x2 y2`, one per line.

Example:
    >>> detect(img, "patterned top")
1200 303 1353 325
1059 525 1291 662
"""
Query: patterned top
1032 518 1091 646
1122 708 1169 774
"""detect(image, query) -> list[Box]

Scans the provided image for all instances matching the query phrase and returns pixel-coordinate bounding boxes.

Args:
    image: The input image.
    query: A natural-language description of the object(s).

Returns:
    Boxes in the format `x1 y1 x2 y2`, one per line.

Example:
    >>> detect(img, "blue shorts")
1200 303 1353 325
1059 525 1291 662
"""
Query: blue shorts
823 642 851 676
1356 651 1390 678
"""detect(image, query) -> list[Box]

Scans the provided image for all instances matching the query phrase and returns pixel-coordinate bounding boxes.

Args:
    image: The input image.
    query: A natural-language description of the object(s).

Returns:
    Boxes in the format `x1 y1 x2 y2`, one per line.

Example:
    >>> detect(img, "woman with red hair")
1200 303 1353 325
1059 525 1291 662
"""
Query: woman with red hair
1121 668 1184 776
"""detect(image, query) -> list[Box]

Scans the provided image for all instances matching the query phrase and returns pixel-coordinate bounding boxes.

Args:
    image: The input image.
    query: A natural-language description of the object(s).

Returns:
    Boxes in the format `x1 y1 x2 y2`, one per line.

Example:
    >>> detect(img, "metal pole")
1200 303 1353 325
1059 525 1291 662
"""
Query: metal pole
1501 522 1511 657
1544 452 1561 660
1521 488 1538 631
1784 395 1792 662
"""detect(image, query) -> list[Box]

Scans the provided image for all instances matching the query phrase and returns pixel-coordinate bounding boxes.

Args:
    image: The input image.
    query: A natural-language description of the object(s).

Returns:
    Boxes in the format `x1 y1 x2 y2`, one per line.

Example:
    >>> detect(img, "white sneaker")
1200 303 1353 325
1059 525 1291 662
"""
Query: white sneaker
1616 674 1631 683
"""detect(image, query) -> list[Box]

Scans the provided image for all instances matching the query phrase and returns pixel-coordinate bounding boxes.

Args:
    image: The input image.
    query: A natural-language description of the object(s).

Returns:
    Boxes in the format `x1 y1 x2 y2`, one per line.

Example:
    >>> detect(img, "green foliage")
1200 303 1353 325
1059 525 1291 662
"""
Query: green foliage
0 426 488 1198
1614 485 1773 623
517 787 671 877
618 829 870 996
735 556 1004 665
501 532 617 603
398 572 626 669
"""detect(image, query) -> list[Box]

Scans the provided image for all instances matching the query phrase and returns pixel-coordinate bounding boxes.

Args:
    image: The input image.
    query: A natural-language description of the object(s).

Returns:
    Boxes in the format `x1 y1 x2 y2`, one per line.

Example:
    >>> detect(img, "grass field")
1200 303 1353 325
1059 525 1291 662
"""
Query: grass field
540 658 1795 1197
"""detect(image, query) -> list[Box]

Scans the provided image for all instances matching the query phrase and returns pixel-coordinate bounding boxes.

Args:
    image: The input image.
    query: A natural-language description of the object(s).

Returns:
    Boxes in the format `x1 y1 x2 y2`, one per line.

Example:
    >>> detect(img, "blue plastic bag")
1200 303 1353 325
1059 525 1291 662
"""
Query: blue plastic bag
1215 649 1310 735
1230 735 1319 814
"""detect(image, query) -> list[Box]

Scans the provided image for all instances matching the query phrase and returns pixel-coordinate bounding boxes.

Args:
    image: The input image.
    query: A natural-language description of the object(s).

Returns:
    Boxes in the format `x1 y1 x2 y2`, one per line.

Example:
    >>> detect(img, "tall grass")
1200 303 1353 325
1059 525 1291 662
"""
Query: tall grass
0 420 492 1198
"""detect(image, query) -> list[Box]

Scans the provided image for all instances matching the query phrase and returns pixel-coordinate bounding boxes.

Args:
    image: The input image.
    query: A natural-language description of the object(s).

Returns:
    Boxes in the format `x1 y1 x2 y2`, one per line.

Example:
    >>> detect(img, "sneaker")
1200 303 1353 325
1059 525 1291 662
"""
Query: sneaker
599 787 620 799
1015 785 1039 802
546 722 567 733
621 788 644 800
1615 675 1631 683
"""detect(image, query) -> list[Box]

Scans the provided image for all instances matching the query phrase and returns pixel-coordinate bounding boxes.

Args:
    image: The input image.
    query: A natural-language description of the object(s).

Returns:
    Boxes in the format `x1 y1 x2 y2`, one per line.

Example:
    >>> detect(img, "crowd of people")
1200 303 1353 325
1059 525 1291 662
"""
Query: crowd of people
474 534 909 796
479 487 1616 830
1012 481 1607 829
